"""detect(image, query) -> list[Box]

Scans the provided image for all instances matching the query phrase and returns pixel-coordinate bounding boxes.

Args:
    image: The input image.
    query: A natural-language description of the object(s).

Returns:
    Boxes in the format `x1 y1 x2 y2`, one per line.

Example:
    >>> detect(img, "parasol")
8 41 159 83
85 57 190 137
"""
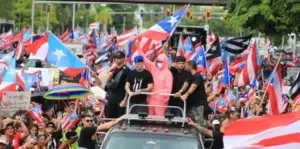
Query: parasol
44 83 92 100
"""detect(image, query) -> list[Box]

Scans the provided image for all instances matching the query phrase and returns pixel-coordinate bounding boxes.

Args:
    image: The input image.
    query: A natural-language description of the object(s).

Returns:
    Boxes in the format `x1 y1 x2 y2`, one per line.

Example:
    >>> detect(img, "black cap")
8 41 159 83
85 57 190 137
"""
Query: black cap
175 56 186 62
114 51 126 58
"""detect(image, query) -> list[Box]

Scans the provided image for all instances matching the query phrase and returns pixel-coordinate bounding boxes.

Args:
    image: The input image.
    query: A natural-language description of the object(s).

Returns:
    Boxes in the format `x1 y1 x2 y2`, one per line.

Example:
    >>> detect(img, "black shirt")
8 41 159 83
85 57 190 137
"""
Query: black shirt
78 127 97 149
187 72 208 108
169 67 192 107
105 65 130 104
126 69 153 103
212 131 224 149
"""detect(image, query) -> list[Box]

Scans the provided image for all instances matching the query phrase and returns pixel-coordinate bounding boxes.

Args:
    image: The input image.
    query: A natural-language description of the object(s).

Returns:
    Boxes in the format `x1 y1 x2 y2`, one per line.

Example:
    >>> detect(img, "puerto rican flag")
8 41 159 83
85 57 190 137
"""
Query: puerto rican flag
190 45 207 74
138 5 189 41
176 34 184 56
224 111 300 148
27 32 86 77
237 41 259 86
117 27 137 47
0 56 16 99
61 112 80 131
29 105 43 123
17 70 41 91
266 64 285 115
88 22 100 35
214 98 228 114
207 57 223 76
248 79 257 101
229 55 247 74
60 29 74 43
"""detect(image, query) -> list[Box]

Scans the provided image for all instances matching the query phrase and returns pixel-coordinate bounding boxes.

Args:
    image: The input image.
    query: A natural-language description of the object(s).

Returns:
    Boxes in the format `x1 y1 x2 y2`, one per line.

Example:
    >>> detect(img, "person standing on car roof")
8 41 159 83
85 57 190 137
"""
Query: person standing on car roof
181 60 209 126
169 56 192 117
138 45 173 116
123 55 154 114
104 51 130 118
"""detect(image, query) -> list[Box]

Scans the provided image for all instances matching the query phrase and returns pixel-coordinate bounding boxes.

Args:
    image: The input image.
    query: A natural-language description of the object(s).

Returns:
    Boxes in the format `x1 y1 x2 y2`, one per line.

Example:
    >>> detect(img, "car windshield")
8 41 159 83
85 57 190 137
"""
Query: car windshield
103 132 200 149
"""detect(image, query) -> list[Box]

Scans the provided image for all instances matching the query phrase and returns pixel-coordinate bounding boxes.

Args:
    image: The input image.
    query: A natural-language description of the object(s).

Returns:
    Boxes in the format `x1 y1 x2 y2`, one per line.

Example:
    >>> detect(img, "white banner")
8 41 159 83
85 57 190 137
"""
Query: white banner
0 91 31 117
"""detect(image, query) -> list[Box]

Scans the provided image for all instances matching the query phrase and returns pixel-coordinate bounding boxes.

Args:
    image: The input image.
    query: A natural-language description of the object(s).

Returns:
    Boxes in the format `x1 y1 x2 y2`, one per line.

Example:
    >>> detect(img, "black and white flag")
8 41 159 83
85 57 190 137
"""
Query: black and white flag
206 36 221 60
222 35 252 54
289 72 300 99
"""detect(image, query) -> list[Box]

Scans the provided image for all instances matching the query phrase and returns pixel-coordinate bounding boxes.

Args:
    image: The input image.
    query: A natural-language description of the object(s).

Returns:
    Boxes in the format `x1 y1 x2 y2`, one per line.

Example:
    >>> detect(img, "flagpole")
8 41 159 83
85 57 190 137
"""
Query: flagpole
259 55 282 107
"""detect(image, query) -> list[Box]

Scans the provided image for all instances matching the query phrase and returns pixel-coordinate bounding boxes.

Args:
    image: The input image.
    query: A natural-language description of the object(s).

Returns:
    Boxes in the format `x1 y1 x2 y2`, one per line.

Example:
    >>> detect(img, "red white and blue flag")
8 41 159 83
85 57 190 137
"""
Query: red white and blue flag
237 41 259 86
190 45 207 74
138 5 189 41
0 56 16 98
61 112 80 131
29 105 43 123
266 64 285 115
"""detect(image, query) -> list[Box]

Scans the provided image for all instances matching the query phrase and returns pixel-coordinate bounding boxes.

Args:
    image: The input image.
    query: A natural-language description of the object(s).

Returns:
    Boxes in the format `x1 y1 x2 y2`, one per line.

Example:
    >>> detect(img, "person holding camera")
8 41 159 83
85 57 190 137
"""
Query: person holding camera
104 51 130 118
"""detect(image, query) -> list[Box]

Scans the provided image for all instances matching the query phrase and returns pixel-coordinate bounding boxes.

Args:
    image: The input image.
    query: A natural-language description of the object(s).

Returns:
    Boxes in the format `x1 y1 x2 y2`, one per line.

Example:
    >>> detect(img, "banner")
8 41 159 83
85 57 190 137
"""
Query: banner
0 91 31 117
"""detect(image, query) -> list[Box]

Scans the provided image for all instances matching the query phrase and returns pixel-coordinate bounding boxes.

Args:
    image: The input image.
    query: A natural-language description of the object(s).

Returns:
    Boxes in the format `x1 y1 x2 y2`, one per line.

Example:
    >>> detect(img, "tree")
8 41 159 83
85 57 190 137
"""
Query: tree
13 0 59 33
96 6 113 32
0 0 14 20
227 0 300 36
56 5 71 32
110 4 138 33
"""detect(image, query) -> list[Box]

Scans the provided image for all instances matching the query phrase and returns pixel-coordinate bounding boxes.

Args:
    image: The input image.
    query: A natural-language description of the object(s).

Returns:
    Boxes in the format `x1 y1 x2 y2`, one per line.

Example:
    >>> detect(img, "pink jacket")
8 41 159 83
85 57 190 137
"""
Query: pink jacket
140 51 173 104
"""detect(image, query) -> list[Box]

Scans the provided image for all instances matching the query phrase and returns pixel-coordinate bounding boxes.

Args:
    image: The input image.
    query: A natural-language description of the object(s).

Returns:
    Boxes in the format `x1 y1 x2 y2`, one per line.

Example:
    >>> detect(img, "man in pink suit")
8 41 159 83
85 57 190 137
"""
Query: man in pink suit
139 50 173 116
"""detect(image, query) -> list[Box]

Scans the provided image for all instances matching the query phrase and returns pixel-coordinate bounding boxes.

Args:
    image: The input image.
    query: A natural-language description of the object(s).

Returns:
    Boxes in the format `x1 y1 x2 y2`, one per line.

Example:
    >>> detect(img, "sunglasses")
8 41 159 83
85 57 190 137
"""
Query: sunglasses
86 120 93 123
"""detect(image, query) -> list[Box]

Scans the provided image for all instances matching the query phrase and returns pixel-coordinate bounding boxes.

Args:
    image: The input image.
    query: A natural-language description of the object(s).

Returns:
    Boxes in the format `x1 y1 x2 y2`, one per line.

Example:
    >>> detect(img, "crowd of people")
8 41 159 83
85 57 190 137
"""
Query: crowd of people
0 39 299 149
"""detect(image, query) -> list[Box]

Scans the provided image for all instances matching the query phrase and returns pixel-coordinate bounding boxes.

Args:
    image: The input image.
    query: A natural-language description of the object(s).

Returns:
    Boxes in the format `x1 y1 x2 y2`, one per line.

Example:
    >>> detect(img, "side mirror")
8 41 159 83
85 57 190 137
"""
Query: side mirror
95 132 107 145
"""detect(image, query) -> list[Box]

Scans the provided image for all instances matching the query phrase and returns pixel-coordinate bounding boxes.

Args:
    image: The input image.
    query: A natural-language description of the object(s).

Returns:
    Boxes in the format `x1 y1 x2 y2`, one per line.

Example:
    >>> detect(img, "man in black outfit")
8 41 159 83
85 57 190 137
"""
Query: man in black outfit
104 51 130 118
78 115 122 149
124 56 153 114
169 56 191 116
181 60 209 126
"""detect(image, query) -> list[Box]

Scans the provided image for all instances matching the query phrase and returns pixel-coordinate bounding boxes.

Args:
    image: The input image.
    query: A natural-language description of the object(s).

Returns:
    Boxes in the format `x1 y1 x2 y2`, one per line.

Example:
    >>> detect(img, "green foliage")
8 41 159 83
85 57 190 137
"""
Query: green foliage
110 4 138 33
12 0 59 33
0 0 14 20
227 0 300 36
56 5 71 32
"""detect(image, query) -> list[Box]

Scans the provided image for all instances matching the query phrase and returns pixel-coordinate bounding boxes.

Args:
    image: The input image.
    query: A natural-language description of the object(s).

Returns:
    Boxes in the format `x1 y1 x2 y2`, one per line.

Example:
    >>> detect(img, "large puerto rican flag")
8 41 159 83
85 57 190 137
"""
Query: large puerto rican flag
26 32 86 78
138 5 189 41
224 111 300 149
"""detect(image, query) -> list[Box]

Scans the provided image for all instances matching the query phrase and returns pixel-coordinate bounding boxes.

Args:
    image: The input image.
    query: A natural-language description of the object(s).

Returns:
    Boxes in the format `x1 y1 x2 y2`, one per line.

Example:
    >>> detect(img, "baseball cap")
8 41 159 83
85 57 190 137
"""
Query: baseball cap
134 56 144 63
114 51 125 58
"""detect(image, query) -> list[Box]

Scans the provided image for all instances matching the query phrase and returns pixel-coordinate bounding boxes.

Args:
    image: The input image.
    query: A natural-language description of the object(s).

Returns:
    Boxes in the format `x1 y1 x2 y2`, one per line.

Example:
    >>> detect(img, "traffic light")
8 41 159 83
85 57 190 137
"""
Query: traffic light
47 5 50 12
200 15 206 20
42 5 46 11
166 8 171 16
187 8 191 18
140 9 144 17
206 8 211 18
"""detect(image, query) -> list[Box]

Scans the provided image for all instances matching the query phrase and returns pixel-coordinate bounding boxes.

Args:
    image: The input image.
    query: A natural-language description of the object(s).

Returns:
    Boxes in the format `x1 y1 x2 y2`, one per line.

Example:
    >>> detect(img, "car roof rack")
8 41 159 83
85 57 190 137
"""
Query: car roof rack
125 92 187 127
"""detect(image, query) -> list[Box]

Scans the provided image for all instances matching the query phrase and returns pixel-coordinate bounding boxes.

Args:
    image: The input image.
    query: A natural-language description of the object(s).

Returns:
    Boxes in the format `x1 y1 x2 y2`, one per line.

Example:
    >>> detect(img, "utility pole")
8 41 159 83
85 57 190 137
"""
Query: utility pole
31 0 35 33
122 16 126 32
72 3 76 30
46 5 50 31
